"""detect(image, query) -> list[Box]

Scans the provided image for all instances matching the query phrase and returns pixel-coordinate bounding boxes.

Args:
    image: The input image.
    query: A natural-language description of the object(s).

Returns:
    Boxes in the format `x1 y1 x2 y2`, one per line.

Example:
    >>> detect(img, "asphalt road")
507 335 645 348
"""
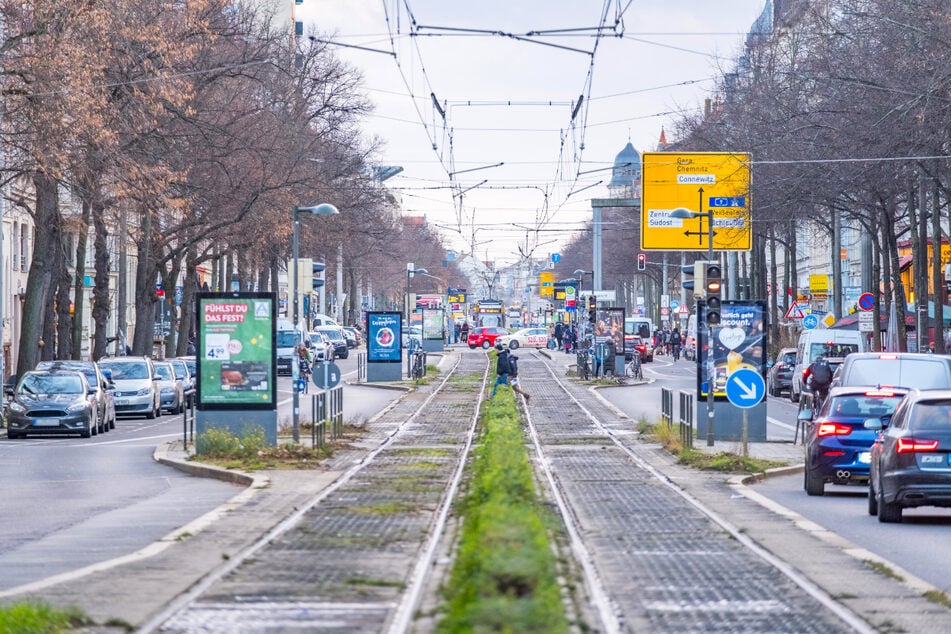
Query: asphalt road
0 346 404 597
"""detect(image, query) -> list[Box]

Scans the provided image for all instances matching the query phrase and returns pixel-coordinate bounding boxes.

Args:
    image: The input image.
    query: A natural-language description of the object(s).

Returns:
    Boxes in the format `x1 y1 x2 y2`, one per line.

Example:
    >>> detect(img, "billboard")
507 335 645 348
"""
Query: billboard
698 300 767 399
197 293 276 410
367 311 402 363
641 152 751 251
422 308 445 340
595 307 625 355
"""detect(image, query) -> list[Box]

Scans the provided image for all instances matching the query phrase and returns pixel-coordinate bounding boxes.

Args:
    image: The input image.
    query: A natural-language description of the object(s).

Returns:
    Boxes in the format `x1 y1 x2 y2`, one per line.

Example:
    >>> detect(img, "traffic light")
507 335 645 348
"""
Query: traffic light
312 262 325 291
587 295 597 323
637 253 646 271
682 261 707 296
705 262 722 325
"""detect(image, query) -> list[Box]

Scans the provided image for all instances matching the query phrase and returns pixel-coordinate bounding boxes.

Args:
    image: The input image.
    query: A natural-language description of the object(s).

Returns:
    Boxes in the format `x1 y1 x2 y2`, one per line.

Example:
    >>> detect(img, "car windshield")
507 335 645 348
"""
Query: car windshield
319 328 343 339
624 321 650 338
170 361 187 379
36 362 96 385
100 361 149 380
20 373 83 395
154 364 173 380
809 342 858 358
828 394 904 418
909 400 951 433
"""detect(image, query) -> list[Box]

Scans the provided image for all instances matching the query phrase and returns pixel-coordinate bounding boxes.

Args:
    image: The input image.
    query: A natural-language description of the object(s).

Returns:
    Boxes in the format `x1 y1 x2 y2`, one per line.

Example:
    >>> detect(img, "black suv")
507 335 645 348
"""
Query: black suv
316 326 349 359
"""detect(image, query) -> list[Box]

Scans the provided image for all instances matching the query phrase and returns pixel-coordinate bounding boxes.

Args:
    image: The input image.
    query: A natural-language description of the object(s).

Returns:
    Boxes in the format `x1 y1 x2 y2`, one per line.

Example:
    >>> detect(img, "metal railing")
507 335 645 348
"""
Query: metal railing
310 385 344 449
182 398 196 449
678 389 694 449
660 387 673 427
357 352 367 382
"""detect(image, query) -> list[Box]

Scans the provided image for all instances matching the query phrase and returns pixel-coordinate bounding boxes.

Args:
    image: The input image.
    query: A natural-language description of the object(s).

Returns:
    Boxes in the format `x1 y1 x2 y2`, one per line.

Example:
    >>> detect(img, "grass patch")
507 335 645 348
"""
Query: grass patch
352 500 418 516
438 386 569 633
923 589 951 608
450 372 484 384
195 426 341 470
864 559 905 582
0 601 92 633
345 577 406 588
640 420 786 474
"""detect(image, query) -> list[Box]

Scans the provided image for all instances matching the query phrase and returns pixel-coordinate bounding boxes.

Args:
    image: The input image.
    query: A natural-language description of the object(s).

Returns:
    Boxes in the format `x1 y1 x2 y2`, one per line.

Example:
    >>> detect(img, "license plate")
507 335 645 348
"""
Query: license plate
33 419 59 427
116 399 130 405
857 452 871 464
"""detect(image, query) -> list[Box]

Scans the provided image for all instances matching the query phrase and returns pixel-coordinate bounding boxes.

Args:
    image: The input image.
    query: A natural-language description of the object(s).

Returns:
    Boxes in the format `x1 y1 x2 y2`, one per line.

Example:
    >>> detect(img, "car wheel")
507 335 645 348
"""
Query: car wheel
468 345 476 349
109 414 116 430
82 416 94 439
146 404 157 419
877 484 902 523
804 468 825 496
482 340 491 349
509 341 519 350
789 386 799 403
7 431 22 440
341 351 349 359
867 483 879 516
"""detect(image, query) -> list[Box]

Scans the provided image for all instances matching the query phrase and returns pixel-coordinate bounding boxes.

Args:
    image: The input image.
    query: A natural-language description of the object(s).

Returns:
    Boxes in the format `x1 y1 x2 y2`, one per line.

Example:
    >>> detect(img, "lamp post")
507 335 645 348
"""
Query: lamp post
292 203 339 443
670 206 716 446
406 265 428 323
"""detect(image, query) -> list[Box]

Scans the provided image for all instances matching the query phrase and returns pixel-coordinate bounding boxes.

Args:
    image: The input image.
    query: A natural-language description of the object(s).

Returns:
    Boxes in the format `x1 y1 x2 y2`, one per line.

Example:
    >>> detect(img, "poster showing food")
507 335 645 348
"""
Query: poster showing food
197 293 276 408
698 300 766 398
367 312 402 362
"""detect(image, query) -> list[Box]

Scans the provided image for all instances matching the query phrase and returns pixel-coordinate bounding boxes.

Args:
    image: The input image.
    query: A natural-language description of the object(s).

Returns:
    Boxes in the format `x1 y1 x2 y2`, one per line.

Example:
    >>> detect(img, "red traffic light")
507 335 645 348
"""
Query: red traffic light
637 253 646 271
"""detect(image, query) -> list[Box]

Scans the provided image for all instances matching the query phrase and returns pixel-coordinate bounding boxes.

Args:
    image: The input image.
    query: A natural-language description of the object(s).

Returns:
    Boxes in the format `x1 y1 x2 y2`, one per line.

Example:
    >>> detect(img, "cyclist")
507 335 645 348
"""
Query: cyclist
805 355 833 410
297 344 312 391
670 327 682 361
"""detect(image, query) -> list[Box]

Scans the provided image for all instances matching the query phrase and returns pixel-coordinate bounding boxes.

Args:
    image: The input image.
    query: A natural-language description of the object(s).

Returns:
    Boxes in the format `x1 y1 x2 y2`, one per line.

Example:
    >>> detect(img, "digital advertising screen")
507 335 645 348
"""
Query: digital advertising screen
422 308 444 340
367 311 402 363
197 293 276 409
698 300 766 399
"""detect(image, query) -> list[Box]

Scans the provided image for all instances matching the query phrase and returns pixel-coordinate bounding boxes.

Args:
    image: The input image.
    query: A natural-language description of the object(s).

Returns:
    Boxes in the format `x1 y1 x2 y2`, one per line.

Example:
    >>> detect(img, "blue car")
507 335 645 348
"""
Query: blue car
801 386 907 496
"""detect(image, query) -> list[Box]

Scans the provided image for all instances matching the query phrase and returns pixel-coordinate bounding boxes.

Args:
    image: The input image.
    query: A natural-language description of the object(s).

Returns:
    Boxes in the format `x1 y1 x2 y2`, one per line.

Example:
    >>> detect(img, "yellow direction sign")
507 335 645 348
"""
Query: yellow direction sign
641 152 751 251
539 271 555 298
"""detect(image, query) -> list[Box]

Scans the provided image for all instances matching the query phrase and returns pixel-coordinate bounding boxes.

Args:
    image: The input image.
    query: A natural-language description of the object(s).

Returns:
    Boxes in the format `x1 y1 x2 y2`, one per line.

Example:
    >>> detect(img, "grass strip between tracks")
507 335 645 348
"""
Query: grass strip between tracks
0 601 92 633
437 381 570 633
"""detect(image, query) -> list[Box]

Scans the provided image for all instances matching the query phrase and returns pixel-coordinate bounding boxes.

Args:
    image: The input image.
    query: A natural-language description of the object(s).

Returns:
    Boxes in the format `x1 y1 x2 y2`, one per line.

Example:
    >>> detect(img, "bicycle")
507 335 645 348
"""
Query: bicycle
576 349 591 381
411 350 426 380
624 353 643 381
671 343 681 362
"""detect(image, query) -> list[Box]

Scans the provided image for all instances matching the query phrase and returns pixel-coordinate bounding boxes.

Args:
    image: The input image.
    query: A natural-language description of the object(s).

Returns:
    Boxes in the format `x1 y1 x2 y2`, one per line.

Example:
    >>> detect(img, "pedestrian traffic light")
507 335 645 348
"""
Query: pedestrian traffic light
705 262 722 325
637 253 646 271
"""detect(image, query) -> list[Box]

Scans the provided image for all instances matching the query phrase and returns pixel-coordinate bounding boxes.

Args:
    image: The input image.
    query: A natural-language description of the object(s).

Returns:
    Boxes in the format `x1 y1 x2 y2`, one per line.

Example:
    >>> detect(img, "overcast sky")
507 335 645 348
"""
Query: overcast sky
296 0 767 266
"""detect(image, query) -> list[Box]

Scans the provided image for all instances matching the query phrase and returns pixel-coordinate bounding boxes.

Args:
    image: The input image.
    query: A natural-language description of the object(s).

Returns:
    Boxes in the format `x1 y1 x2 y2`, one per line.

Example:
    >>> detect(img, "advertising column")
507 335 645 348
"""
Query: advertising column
196 292 278 446
366 311 403 382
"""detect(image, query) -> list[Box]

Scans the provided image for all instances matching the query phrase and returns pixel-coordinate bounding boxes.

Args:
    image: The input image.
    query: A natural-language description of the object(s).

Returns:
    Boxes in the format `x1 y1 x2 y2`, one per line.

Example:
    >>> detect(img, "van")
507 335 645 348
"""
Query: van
276 318 305 375
833 352 951 390
310 313 340 328
623 317 654 361
791 329 865 402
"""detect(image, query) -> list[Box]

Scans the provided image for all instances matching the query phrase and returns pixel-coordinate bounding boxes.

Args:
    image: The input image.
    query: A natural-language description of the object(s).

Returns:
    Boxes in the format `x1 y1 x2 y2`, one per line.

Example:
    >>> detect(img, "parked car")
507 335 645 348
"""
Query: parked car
153 361 184 415
800 385 907 496
343 326 363 347
497 327 548 350
97 357 161 419
36 359 115 433
341 327 357 349
630 336 652 363
169 358 195 408
6 370 99 439
467 326 509 349
402 325 423 349
315 326 349 359
308 331 334 362
868 388 951 522
767 348 797 397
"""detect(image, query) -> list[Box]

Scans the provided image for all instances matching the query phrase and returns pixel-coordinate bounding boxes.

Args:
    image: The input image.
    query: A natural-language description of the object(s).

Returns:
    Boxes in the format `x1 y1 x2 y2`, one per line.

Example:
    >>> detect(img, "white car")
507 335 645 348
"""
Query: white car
308 331 334 362
402 326 423 349
498 327 549 350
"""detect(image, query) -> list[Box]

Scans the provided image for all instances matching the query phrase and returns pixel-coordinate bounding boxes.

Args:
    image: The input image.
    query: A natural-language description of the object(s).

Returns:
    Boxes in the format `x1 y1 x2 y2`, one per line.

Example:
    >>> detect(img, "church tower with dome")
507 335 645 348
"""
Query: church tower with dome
607 140 641 199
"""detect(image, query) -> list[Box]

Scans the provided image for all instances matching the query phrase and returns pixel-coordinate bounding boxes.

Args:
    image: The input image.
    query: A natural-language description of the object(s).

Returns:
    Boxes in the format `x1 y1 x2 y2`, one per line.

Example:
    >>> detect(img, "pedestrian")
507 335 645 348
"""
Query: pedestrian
554 322 564 350
507 349 530 402
490 342 511 399
564 325 574 354
461 321 469 343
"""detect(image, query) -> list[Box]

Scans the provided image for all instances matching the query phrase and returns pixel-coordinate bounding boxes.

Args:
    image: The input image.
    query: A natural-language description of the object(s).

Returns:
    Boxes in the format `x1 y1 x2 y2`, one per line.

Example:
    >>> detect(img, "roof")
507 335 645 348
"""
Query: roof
608 142 641 187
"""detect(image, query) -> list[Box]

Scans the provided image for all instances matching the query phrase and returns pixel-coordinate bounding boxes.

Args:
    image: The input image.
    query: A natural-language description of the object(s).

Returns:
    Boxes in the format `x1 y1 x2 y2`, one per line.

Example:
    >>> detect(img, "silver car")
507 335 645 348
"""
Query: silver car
98 357 161 419
153 361 184 415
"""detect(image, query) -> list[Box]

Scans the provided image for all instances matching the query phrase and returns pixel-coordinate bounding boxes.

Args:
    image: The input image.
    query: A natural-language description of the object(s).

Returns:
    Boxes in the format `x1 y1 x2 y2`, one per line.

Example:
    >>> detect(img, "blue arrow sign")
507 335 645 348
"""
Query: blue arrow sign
802 314 819 330
726 368 765 409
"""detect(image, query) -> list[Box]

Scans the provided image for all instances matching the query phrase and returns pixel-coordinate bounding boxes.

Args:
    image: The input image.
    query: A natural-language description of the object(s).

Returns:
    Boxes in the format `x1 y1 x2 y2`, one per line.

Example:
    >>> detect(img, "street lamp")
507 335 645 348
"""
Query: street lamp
293 203 339 443
670 206 716 447
573 268 592 295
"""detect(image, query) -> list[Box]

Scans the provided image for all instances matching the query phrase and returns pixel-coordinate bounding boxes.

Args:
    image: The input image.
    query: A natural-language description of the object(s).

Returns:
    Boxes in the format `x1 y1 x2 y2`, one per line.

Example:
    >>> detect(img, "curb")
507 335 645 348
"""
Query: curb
153 442 265 489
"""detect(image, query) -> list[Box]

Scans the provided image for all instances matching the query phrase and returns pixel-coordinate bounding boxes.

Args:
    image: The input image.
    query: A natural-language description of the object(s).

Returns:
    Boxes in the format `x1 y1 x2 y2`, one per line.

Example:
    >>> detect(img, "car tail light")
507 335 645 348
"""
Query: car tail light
878 354 899 360
824 451 845 457
896 437 940 454
817 422 852 437
865 388 897 397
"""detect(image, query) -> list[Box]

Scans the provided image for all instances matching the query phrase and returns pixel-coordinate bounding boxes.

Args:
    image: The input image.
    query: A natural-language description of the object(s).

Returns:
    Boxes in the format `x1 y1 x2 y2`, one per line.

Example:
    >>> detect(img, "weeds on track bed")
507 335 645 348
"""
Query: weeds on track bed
437 386 569 633
641 419 787 474
0 601 91 633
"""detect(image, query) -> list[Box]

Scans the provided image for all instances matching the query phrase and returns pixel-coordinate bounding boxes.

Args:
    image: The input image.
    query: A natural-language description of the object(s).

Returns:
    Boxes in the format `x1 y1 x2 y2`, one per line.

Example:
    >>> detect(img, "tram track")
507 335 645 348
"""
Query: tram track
142 351 490 634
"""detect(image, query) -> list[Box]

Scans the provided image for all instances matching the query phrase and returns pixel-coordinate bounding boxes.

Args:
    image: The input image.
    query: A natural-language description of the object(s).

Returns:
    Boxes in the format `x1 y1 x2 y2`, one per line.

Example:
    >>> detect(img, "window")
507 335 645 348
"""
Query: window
19 224 27 271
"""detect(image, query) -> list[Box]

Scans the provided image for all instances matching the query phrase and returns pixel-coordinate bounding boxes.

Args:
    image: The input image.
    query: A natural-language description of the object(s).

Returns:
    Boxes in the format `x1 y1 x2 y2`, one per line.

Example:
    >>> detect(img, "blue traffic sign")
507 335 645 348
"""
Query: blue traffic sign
725 368 765 409
802 314 819 330
313 361 342 389
551 253 561 263
707 196 746 208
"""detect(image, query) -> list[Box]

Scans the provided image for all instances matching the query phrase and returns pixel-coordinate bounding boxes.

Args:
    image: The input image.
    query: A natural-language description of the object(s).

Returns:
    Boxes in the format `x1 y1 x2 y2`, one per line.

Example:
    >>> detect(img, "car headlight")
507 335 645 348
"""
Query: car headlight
136 387 152 396
9 401 25 413
66 401 87 413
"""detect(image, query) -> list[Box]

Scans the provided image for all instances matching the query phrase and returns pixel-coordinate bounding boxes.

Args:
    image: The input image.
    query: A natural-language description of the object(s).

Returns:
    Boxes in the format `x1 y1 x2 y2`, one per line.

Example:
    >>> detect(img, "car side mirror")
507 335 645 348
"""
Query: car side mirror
863 418 883 431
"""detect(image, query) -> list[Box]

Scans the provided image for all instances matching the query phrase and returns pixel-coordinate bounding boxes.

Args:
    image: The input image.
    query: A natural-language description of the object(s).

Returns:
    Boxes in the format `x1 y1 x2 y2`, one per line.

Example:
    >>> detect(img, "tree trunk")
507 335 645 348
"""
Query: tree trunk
71 199 91 359
91 199 111 361
768 227 779 348
176 244 199 357
16 171 59 376
165 256 182 358
933 177 945 354
132 207 157 355
55 243 72 360
884 197 908 351
116 204 128 355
